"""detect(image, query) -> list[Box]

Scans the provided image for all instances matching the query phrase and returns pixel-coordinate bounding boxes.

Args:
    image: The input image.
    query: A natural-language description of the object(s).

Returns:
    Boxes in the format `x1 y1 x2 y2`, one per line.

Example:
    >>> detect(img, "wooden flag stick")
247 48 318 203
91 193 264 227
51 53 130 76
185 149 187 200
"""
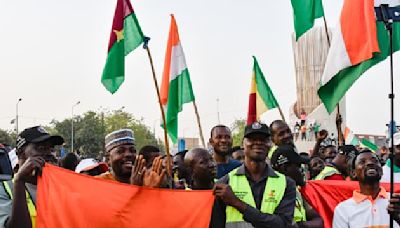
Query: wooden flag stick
323 16 331 46
277 106 287 123
144 44 172 177
193 101 206 148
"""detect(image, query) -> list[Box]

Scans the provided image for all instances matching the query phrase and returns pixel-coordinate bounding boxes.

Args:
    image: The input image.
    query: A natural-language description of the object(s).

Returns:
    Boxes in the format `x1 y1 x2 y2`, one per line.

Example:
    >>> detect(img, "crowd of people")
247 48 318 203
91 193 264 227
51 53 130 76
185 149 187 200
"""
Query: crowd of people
1 120 400 228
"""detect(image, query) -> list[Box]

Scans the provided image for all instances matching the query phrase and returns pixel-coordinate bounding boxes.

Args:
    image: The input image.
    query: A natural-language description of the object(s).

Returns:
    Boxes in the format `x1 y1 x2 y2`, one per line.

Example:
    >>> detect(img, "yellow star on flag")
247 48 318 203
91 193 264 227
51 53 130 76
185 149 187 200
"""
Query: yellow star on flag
113 29 124 42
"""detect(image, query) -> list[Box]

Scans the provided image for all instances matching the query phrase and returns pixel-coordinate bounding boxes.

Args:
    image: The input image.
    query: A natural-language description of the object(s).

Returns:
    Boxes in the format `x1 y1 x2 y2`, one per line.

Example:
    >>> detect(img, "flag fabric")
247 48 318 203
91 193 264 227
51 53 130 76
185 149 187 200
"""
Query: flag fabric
160 15 195 143
360 138 379 152
101 0 144 94
318 0 400 113
247 56 279 124
37 164 214 228
290 0 325 40
301 180 400 228
343 127 359 145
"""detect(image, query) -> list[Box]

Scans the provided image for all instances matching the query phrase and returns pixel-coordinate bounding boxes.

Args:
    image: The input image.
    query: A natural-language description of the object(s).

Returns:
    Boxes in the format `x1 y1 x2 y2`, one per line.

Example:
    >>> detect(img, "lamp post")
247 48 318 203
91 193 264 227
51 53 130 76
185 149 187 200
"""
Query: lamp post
16 98 22 135
71 101 80 153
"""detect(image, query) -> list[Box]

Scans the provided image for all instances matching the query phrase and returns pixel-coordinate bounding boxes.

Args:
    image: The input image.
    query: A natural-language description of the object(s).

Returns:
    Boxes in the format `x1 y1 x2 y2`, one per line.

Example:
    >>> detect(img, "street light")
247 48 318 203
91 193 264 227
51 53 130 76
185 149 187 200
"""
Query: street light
16 98 22 135
71 101 80 153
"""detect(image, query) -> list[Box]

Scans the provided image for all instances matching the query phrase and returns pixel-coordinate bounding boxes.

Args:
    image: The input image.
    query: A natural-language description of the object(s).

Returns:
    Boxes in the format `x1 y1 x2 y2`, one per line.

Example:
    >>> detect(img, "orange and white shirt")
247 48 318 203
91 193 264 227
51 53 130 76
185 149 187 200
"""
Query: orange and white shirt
333 188 399 228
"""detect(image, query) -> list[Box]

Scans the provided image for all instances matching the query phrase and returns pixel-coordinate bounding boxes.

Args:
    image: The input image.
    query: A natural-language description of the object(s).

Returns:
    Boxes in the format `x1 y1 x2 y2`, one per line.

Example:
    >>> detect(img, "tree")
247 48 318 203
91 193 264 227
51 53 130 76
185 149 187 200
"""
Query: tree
48 110 163 159
231 118 246 147
0 129 14 147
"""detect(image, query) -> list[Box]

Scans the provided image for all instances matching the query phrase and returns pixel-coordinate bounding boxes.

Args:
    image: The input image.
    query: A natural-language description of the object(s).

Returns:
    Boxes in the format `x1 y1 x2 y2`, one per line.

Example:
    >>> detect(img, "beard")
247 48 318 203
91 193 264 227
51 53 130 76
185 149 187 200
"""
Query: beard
363 169 382 184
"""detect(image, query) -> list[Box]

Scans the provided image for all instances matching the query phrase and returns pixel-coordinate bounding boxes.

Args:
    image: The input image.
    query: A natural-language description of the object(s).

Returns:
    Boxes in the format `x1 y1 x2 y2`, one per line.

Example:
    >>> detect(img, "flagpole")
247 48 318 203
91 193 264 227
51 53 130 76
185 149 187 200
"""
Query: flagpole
192 101 206 148
323 15 344 145
143 38 172 178
277 106 286 123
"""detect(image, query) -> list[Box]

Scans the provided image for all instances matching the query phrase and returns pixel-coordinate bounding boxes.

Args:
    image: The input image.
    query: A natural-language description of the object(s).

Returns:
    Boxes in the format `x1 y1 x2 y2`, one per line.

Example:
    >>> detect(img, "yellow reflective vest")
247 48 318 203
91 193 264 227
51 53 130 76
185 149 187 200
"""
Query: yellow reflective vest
2 180 36 228
294 188 307 222
314 166 341 180
225 167 286 228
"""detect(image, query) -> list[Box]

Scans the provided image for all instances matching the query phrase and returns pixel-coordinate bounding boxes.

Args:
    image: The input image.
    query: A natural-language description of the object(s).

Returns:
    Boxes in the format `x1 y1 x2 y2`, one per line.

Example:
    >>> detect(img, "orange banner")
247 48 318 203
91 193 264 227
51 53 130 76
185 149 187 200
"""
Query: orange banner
37 164 214 228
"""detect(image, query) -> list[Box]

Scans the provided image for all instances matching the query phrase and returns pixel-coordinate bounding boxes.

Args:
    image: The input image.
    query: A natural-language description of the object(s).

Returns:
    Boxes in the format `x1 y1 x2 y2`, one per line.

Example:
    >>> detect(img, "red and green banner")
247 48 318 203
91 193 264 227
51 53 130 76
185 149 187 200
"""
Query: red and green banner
247 56 279 124
101 0 144 94
37 164 214 227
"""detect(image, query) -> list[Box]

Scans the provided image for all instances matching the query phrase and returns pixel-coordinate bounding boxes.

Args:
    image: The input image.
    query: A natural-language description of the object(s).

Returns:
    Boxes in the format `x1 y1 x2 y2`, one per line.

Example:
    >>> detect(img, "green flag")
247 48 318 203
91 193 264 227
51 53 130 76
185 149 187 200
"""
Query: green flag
291 0 324 40
360 138 379 152
101 0 144 94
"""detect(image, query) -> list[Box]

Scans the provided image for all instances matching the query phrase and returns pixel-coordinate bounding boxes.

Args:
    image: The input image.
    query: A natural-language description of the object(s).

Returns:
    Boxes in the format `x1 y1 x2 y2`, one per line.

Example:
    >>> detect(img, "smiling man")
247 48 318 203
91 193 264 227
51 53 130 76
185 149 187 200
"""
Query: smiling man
97 129 165 187
209 125 241 179
333 149 400 228
210 122 296 228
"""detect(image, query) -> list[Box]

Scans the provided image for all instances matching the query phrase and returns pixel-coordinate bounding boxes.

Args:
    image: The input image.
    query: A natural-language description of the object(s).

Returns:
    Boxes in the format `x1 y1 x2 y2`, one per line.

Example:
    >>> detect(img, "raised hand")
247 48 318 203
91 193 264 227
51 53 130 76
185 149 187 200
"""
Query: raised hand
143 156 167 188
130 155 146 186
15 156 45 185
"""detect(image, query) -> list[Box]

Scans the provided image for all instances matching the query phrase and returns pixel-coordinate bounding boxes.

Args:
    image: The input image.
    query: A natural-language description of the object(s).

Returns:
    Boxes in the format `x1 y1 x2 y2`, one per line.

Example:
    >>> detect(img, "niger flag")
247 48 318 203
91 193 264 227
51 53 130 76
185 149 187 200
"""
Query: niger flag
301 180 400 228
37 164 214 228
247 56 279 124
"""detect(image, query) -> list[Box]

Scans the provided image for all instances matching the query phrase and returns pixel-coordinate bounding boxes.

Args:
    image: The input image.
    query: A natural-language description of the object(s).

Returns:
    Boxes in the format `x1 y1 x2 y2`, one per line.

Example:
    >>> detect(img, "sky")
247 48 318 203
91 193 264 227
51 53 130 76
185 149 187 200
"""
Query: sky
0 0 399 143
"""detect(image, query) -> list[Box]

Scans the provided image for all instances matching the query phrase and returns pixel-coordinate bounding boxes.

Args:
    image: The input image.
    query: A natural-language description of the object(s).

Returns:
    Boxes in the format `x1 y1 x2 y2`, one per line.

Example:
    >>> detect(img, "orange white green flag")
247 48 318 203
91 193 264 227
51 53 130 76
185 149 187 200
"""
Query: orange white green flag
318 0 400 113
247 56 279 125
160 15 195 143
343 127 359 146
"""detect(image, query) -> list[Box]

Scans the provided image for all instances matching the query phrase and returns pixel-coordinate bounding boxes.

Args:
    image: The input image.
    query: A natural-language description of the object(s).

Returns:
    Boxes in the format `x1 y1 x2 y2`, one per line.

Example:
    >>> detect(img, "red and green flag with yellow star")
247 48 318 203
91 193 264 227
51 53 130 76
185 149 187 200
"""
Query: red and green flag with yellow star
101 0 144 94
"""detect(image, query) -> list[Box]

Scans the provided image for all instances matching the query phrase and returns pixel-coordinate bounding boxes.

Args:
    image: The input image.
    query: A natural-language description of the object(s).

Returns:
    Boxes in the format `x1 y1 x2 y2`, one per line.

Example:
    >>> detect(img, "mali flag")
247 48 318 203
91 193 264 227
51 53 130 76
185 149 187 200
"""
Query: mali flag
101 0 144 94
247 56 279 125
37 164 214 228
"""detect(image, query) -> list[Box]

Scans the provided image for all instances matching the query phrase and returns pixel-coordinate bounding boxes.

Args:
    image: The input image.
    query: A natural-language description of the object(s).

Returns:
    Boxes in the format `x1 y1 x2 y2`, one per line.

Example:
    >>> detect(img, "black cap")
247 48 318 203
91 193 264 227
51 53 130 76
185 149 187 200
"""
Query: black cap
244 122 270 138
271 144 310 168
16 126 64 150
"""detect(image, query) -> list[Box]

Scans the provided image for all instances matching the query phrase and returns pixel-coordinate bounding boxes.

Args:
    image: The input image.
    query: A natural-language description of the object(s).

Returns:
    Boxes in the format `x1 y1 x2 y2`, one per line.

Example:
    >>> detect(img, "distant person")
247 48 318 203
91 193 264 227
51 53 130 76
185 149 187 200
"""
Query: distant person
209 125 241 179
301 124 307 141
0 126 63 227
294 122 300 141
230 146 244 163
309 157 325 180
139 145 161 169
173 150 189 189
271 145 324 227
60 152 79 171
75 158 109 176
333 149 400 228
379 145 389 165
269 120 294 159
210 122 296 227
381 132 400 183
308 124 314 141
184 148 216 190
313 122 320 140
300 110 307 126
314 145 357 180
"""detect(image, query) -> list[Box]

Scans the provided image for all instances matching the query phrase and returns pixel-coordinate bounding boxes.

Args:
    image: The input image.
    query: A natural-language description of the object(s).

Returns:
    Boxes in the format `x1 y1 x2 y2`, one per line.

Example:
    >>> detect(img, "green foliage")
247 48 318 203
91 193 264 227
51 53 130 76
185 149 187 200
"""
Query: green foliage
0 129 15 147
48 110 162 159
231 118 246 147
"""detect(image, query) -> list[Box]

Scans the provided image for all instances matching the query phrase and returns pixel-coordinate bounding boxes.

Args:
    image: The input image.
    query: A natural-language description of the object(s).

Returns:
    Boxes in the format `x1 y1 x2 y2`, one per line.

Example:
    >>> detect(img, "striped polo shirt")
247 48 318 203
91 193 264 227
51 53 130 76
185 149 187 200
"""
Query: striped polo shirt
333 188 399 228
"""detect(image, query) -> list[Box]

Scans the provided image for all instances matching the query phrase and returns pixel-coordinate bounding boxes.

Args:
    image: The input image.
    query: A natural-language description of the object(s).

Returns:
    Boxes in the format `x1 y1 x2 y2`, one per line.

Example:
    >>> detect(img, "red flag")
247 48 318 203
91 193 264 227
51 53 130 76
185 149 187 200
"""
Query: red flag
37 164 214 228
301 180 400 228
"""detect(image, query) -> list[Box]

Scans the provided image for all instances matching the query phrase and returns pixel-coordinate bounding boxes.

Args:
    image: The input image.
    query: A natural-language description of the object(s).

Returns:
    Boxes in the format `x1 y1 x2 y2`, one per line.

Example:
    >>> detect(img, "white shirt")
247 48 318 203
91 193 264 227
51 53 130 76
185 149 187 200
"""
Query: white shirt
333 188 399 228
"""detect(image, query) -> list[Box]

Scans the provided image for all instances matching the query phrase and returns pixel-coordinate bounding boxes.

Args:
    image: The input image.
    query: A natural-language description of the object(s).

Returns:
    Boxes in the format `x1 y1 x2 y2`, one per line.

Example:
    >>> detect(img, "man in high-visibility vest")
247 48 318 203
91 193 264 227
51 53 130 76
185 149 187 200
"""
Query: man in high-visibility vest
271 144 323 228
268 120 294 159
0 126 64 228
314 145 358 180
210 122 296 228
